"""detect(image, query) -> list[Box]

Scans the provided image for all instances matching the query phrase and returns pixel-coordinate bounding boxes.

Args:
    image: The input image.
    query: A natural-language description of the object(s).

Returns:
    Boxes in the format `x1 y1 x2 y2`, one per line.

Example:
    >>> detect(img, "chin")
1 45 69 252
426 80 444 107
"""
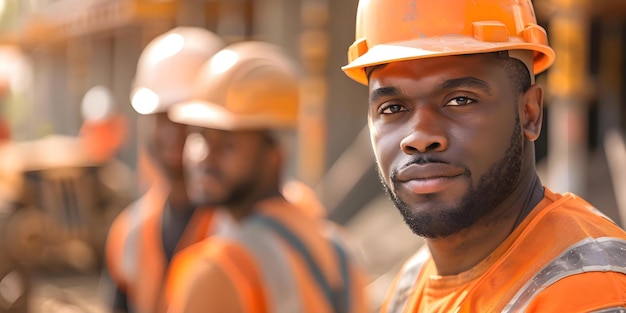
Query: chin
395 196 474 238
401 209 473 238
396 192 463 213
188 190 220 207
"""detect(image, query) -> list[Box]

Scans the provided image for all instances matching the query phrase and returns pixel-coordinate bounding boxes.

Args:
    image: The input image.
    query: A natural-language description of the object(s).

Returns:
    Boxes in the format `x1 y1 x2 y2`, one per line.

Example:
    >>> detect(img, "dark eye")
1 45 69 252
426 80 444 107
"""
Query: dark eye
379 104 407 114
446 96 475 106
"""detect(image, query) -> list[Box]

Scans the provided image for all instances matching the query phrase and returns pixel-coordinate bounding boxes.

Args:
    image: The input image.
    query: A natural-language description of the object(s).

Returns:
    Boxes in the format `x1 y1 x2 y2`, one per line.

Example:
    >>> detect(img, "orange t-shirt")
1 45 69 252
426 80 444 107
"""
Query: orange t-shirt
382 187 626 313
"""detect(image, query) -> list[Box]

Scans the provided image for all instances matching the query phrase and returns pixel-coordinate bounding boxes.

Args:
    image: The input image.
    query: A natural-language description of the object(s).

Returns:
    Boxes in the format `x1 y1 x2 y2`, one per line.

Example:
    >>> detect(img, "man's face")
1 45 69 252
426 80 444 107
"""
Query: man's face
184 127 271 208
368 54 524 238
150 112 189 179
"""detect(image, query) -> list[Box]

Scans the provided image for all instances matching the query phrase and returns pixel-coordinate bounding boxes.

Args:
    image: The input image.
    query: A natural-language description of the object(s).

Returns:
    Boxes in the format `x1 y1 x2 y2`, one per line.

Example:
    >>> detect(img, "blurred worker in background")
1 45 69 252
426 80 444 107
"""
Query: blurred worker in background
103 27 227 313
0 80 10 142
165 41 368 313
341 0 626 312
0 79 29 313
77 85 136 266
79 85 129 164
0 79 15 209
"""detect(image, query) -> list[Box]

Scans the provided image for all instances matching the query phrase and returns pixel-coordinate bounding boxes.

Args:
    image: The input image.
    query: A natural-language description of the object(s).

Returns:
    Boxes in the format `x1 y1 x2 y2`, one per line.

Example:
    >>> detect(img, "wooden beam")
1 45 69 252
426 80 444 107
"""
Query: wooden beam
1 0 179 49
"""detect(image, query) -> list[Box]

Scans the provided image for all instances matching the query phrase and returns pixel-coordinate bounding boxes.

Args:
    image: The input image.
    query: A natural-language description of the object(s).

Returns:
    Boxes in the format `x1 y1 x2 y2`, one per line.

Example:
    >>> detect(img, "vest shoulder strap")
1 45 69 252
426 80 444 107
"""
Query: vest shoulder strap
503 237 626 312
251 214 352 313
223 211 353 313
120 198 149 285
385 246 430 313
223 215 303 313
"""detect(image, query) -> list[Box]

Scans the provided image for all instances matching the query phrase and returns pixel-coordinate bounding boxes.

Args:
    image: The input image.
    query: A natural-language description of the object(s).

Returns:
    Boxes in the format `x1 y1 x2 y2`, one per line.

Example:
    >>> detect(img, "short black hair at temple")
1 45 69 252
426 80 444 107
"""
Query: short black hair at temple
492 51 532 96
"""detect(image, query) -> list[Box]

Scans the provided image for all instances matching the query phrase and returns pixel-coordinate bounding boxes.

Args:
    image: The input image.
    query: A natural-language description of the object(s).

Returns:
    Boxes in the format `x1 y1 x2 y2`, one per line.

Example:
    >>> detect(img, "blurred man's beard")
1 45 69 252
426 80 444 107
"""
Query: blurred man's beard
190 168 262 211
218 176 259 208
382 116 523 238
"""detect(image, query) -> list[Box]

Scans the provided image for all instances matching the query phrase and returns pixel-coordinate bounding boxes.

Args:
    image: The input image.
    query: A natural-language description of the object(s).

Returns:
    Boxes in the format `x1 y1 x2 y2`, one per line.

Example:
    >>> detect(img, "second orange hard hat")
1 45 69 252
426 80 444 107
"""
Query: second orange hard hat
169 41 299 131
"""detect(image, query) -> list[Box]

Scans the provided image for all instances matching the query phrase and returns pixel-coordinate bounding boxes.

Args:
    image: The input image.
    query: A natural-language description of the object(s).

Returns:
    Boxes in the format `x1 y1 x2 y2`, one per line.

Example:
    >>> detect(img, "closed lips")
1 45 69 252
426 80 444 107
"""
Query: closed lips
396 163 466 182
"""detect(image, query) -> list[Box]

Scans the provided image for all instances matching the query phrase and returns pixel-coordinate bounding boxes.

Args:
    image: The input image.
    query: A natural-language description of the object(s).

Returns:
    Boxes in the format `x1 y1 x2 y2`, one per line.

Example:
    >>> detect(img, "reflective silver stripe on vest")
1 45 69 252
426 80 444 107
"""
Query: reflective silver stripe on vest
225 218 303 313
122 200 144 283
503 237 626 313
590 307 626 313
387 246 430 313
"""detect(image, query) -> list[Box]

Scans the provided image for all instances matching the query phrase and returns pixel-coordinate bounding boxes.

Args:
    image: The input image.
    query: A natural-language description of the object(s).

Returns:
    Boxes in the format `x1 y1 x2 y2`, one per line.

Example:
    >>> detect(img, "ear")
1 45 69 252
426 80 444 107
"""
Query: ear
272 145 285 169
520 84 543 141
264 139 285 178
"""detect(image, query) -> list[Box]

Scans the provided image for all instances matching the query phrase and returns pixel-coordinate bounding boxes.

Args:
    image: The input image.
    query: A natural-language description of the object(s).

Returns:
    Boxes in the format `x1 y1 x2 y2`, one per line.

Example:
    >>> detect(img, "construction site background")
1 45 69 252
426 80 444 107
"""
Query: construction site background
0 0 624 312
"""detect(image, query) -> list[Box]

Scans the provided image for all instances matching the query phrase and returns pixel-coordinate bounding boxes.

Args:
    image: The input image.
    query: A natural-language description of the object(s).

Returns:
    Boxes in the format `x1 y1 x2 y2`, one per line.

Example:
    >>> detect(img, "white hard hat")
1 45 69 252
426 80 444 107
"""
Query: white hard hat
130 27 225 115
81 85 115 122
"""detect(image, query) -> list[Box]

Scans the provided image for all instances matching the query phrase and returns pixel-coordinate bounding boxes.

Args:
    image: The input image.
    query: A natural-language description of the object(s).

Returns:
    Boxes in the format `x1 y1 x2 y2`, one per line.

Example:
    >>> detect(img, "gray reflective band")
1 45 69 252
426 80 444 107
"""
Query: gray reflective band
591 307 626 313
122 200 144 282
226 219 302 313
503 237 626 313
252 214 351 313
327 229 352 313
387 246 430 313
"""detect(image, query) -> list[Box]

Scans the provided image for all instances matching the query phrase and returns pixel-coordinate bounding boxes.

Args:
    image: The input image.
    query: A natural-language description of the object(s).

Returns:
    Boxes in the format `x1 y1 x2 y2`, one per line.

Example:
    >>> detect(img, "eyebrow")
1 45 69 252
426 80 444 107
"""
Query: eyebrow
369 76 492 104
369 86 400 103
439 76 492 95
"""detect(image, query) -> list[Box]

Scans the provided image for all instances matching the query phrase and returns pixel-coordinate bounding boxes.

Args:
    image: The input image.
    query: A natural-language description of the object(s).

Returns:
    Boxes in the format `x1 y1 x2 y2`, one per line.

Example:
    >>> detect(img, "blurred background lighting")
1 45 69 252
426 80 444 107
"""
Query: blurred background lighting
210 49 238 74
131 87 159 115
81 86 114 122
149 33 185 64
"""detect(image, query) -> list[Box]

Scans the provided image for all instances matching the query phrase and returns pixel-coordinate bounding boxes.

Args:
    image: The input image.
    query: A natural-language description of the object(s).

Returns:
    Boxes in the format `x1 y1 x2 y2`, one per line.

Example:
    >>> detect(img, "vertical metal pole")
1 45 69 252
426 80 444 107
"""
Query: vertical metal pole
598 18 625 226
597 18 623 139
176 0 207 27
546 0 590 196
298 0 328 186
216 0 247 42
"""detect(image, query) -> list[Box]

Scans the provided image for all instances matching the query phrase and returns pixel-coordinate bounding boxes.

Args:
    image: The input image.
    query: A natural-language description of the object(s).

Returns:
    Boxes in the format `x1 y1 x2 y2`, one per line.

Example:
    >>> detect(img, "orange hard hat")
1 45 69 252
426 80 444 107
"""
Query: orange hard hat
342 0 556 85
130 27 225 115
80 85 127 162
169 41 299 131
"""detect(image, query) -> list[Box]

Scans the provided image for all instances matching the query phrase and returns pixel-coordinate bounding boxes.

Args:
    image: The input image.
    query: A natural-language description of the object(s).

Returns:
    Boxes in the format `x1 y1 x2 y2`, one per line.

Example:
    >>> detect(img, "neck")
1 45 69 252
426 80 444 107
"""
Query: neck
228 188 282 222
227 146 283 222
167 178 193 213
427 162 544 276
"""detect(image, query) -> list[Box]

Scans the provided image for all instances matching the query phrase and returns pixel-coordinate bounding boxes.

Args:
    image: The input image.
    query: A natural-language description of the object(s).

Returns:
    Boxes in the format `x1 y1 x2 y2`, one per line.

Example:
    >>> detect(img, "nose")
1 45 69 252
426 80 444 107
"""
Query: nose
400 108 448 154
184 132 210 164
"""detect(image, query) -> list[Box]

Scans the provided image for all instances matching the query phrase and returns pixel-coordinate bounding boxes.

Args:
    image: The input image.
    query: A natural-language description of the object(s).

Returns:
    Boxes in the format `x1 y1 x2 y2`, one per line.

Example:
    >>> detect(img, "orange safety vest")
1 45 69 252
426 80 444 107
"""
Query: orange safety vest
105 181 224 313
381 187 626 313
166 196 369 313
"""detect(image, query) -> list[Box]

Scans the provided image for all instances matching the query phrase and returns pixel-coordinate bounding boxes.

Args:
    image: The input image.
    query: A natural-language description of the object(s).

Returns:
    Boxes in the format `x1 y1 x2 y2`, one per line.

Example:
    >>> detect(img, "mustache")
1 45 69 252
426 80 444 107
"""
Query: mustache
187 165 222 179
402 155 448 167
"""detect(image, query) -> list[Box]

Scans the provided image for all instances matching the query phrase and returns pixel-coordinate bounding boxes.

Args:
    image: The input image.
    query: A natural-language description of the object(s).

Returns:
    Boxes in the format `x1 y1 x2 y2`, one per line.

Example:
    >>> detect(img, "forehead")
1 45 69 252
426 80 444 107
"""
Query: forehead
367 54 504 90
196 126 266 143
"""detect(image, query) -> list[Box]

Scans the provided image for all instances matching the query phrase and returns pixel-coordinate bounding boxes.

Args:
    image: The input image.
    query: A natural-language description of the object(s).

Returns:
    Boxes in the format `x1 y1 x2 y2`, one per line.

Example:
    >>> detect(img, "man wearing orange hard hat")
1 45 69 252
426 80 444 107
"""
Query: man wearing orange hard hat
341 0 626 312
103 27 227 313
164 41 369 313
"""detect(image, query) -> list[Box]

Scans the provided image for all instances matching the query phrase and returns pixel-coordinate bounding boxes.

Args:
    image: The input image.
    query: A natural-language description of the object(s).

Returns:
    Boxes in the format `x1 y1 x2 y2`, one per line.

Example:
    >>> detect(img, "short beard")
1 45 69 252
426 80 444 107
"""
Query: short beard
381 116 523 238
192 169 261 210
191 147 268 211
220 174 260 208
